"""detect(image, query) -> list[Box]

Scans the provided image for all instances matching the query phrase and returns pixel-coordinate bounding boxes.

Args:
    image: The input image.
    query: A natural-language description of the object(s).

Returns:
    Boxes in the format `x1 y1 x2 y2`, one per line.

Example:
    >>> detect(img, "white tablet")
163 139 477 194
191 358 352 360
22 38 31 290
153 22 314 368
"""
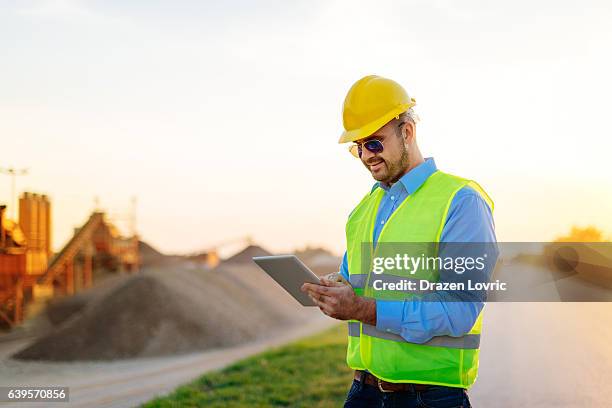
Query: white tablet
252 255 320 306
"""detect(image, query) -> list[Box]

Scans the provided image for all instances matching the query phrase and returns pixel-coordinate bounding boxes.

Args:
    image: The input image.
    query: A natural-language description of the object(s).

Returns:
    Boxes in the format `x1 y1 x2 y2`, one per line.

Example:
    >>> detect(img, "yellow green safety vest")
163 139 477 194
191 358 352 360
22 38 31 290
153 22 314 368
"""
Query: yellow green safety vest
345 170 494 388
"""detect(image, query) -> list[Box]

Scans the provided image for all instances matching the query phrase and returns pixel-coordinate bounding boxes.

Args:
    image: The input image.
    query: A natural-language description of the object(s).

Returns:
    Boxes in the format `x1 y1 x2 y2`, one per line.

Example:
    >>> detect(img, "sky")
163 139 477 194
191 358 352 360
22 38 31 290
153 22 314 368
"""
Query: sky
1 0 611 256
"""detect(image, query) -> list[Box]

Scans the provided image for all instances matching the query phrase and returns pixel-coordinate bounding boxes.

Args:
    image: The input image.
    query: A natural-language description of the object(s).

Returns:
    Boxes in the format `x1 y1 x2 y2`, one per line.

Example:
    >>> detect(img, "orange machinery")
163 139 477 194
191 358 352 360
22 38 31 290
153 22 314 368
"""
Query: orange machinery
0 194 140 329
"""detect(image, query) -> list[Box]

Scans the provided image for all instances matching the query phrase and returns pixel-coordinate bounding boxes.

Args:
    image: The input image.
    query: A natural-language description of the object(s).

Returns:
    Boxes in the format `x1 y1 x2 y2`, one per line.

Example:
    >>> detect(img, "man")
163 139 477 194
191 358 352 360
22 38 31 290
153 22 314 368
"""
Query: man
301 75 497 408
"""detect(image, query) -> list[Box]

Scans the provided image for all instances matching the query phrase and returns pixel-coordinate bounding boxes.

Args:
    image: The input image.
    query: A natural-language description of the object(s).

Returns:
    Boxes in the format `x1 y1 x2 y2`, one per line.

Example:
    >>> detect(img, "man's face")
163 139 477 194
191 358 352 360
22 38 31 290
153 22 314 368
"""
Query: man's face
356 120 409 185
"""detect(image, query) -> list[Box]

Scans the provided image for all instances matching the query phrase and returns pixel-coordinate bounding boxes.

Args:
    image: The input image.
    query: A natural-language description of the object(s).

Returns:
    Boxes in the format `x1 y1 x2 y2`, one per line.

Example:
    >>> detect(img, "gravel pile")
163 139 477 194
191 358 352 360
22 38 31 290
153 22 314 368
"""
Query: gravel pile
13 263 307 361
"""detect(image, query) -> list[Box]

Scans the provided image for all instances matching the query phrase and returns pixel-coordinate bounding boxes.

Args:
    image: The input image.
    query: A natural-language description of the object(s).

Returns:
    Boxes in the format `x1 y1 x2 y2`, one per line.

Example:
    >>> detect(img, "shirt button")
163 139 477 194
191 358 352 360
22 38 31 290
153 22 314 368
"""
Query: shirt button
390 195 395 201
381 220 385 225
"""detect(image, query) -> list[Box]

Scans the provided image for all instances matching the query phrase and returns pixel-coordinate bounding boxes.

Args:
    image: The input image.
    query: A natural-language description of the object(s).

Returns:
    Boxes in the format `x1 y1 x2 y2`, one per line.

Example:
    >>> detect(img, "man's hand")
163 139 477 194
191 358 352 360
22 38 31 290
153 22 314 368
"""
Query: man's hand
300 279 376 325
321 272 350 286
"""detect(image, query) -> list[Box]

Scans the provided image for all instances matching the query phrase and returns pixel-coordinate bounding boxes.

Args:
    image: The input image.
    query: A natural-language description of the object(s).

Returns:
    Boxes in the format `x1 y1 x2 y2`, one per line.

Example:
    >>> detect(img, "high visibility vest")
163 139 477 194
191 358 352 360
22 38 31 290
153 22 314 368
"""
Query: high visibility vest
345 170 494 388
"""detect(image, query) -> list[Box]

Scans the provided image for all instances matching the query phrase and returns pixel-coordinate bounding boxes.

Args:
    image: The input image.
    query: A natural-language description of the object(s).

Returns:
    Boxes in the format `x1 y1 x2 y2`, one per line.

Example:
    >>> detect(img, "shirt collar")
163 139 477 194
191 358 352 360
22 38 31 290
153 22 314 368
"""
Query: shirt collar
371 157 438 194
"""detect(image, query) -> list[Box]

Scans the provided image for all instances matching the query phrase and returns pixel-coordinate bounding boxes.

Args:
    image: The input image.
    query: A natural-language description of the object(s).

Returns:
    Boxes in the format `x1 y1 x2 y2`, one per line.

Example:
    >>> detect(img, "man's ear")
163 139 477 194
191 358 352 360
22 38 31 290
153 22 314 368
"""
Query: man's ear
403 121 415 145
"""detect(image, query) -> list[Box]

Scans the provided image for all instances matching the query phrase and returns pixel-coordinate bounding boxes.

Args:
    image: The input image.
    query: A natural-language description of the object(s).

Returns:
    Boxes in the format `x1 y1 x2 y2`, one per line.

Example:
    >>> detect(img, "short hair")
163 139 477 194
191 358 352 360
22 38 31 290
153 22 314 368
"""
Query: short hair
395 108 419 137
400 108 419 124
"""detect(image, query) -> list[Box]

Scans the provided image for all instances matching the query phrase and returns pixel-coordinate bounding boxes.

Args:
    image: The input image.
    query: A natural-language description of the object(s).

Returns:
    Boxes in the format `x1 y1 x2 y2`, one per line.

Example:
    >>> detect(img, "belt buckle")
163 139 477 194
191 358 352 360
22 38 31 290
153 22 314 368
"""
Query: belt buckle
377 378 393 393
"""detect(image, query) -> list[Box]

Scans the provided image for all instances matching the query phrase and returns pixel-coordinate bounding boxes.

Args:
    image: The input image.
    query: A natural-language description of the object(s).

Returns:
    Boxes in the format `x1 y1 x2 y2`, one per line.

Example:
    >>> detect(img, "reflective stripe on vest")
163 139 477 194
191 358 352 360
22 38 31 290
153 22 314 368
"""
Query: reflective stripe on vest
348 321 361 337
349 274 368 288
347 321 480 349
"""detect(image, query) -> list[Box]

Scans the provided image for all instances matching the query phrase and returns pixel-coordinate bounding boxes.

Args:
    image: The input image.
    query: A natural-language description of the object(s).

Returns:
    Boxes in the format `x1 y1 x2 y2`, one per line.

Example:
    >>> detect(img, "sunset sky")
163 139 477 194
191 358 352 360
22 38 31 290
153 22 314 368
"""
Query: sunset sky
1 0 611 256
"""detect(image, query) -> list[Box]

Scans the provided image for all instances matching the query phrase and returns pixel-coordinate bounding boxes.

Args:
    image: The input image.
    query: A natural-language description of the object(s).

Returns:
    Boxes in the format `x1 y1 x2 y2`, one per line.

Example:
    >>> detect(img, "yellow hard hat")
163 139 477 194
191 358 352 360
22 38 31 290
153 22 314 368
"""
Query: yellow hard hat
339 75 416 144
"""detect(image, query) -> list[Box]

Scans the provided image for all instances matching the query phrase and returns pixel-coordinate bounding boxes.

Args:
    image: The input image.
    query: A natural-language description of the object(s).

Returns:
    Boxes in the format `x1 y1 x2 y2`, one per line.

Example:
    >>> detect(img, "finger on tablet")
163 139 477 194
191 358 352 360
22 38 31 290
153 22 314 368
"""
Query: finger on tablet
304 284 323 295
320 278 344 287
302 282 320 292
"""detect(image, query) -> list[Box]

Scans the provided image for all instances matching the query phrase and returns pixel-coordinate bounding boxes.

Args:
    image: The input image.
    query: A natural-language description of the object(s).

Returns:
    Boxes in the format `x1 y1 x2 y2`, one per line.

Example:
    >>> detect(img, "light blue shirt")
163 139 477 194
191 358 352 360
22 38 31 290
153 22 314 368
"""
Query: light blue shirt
339 157 498 343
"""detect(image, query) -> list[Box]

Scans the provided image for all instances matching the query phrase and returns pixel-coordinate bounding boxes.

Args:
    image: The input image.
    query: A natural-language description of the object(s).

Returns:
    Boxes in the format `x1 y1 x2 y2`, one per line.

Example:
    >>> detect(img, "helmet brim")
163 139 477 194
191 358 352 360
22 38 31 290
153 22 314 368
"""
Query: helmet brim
338 102 415 144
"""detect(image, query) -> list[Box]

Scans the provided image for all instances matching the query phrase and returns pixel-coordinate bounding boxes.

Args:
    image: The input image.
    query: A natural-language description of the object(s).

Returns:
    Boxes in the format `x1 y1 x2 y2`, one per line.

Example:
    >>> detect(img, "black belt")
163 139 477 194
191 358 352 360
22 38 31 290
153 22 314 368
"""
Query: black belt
354 370 440 393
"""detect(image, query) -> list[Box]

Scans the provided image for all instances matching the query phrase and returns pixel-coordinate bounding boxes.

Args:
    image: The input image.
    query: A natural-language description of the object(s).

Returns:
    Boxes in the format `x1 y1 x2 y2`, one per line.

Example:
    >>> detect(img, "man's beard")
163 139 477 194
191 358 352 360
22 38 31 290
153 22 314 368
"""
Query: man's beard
382 146 410 185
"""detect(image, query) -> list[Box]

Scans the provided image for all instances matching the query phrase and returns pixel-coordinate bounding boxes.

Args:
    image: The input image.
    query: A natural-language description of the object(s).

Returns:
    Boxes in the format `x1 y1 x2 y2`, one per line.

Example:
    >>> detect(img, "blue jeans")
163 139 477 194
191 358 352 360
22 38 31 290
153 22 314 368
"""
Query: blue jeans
343 379 472 408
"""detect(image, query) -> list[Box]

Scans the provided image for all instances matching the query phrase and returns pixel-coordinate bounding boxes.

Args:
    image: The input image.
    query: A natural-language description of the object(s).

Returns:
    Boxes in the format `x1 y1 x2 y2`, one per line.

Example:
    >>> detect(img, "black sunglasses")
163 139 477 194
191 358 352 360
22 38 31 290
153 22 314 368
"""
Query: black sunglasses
349 139 384 158
349 121 406 158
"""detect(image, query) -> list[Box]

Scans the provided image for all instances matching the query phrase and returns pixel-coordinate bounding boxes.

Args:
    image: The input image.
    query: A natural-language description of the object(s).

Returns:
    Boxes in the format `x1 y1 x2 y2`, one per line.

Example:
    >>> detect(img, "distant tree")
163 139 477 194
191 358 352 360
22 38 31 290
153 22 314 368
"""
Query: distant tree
554 226 608 242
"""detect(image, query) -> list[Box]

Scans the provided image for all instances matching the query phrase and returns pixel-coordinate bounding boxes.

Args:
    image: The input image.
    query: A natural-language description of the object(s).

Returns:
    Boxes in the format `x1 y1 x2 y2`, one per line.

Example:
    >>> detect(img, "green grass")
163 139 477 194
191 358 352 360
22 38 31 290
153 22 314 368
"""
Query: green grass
142 324 353 408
